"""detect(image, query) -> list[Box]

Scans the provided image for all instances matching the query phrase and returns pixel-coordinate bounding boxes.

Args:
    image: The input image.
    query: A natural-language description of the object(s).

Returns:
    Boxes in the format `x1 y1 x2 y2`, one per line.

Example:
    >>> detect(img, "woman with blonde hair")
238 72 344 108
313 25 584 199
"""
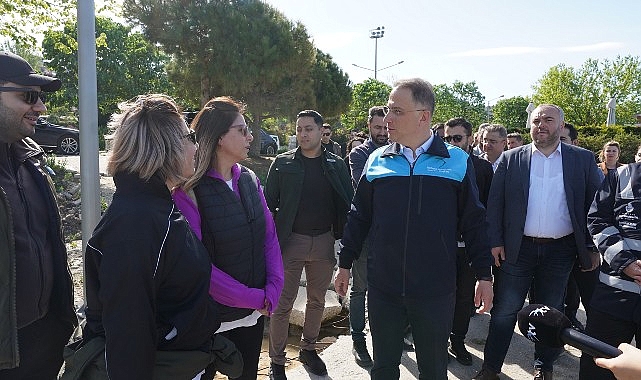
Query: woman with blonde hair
80 94 240 379
598 140 623 176
174 96 283 380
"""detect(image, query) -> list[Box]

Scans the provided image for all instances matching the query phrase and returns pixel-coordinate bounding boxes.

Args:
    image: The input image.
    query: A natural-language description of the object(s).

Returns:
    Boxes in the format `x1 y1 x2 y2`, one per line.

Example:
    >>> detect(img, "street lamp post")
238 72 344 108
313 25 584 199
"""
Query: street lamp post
486 94 505 122
370 26 384 79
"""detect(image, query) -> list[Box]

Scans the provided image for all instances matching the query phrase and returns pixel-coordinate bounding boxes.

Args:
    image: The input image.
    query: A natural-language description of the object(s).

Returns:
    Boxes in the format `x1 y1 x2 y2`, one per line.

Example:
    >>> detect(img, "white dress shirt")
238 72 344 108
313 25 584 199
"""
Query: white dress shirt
523 143 574 238
400 134 434 165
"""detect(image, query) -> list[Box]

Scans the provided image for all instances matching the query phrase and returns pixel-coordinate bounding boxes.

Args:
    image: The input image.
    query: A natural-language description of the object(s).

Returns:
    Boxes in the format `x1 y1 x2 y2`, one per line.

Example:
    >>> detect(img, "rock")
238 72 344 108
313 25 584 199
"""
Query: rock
289 286 342 327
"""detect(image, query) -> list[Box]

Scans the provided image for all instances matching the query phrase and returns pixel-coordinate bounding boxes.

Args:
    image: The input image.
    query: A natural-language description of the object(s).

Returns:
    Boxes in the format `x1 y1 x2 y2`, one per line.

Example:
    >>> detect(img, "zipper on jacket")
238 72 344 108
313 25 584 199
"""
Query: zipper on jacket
401 157 415 297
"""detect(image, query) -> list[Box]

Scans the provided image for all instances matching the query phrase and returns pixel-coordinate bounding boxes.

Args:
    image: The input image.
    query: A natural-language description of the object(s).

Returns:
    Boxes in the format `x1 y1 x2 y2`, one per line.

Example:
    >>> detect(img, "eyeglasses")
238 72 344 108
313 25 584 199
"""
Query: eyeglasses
382 106 427 117
0 87 45 105
444 135 466 143
182 130 197 144
231 124 251 137
322 132 331 137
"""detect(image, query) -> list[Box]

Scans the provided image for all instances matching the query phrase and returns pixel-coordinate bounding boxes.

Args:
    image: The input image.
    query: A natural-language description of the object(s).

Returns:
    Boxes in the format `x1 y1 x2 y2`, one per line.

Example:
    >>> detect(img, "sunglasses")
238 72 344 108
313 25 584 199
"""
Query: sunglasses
182 130 197 144
0 87 46 105
322 132 331 137
444 134 465 143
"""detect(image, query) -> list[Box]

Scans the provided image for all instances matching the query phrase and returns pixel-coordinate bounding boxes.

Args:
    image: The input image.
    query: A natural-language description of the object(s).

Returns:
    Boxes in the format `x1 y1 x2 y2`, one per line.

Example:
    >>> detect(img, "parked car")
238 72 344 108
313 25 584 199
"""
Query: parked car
260 130 277 155
269 134 280 150
33 117 80 155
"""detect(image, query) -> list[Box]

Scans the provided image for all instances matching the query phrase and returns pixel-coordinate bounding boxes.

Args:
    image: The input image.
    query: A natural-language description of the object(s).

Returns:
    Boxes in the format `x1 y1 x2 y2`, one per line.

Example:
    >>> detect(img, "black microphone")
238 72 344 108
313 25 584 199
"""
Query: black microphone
517 304 622 359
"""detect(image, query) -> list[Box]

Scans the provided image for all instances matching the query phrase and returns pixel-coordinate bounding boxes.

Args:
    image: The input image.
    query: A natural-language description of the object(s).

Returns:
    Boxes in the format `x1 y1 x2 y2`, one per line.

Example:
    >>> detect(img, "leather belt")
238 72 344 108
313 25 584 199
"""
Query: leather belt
523 234 573 244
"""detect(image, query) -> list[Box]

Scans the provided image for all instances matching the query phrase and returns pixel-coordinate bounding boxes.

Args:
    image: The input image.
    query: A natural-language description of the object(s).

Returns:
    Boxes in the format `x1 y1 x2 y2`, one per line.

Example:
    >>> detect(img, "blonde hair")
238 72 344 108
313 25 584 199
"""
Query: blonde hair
183 96 246 191
107 94 188 184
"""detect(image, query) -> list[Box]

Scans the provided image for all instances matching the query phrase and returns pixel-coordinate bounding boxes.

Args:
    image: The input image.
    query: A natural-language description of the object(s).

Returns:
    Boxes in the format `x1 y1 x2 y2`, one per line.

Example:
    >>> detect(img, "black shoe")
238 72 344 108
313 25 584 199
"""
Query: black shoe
567 314 585 332
299 349 328 376
533 368 553 380
448 341 473 366
473 367 500 380
403 335 414 352
269 363 287 380
352 341 373 367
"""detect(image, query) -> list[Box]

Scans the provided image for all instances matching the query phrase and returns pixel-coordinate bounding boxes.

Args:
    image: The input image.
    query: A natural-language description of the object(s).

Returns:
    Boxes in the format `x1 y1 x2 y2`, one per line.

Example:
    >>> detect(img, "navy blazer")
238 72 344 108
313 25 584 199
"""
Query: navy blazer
487 142 604 269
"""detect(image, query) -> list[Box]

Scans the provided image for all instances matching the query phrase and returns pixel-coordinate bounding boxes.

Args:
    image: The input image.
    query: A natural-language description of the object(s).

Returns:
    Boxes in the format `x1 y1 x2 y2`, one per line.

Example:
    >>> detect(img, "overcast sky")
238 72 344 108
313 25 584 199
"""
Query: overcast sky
265 0 641 103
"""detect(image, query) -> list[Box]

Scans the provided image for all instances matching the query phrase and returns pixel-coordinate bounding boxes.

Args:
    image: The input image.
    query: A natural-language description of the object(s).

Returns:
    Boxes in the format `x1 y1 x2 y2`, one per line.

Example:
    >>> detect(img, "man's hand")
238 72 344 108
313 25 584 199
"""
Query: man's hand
474 280 494 314
622 260 641 286
334 268 351 297
581 250 601 272
491 246 505 267
595 343 641 380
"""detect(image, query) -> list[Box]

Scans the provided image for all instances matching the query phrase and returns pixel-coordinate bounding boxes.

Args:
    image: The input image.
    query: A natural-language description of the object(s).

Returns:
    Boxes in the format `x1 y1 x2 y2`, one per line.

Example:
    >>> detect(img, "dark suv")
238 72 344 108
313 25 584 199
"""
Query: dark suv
260 130 277 155
33 117 80 155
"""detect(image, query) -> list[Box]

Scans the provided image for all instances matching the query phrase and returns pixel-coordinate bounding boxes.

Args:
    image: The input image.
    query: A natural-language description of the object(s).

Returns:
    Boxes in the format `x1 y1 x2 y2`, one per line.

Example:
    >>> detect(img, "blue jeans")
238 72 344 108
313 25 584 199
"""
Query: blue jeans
483 235 576 373
350 239 369 343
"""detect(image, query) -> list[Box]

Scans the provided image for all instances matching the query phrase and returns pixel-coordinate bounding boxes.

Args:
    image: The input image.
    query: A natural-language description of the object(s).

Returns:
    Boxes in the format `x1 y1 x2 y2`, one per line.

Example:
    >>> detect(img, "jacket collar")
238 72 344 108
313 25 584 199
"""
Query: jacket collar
380 135 450 159
113 172 172 200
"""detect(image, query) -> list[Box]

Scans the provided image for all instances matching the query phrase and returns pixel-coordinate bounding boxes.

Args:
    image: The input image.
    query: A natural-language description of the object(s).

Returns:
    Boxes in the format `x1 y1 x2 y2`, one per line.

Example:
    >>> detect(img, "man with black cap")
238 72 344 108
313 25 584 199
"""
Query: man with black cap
0 51 77 378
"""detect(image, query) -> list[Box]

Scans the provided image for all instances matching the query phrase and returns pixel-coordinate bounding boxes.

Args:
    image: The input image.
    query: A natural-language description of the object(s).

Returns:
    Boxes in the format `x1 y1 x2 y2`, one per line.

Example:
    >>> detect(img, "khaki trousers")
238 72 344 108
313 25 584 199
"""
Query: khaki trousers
269 232 336 365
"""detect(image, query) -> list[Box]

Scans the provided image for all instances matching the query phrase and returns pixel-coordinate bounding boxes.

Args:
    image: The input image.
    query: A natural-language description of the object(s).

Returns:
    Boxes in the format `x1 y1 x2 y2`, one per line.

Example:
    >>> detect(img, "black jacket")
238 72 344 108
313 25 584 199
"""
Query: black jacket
83 173 219 379
339 139 493 298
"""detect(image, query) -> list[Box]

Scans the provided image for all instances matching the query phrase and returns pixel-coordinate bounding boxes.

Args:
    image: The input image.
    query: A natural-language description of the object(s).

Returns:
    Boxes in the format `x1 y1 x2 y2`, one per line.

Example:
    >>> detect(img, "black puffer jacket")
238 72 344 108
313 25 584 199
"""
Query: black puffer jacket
83 172 219 379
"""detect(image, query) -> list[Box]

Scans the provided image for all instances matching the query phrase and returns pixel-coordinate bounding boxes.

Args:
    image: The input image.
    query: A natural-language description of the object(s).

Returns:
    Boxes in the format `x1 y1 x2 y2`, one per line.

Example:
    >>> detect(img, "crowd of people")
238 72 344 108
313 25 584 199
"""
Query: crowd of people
2 50 641 380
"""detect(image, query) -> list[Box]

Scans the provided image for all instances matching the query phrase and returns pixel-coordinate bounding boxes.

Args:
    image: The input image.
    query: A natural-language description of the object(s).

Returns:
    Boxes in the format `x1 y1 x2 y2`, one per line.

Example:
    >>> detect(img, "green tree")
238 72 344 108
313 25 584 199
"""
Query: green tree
42 16 173 147
492 96 531 131
311 49 352 123
341 78 391 134
123 0 317 156
533 56 641 126
432 81 486 127
1 0 74 45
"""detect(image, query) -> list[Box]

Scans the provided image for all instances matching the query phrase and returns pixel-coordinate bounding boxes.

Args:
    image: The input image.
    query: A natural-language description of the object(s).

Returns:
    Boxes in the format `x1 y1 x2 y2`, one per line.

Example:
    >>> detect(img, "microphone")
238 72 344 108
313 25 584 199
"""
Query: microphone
517 304 622 359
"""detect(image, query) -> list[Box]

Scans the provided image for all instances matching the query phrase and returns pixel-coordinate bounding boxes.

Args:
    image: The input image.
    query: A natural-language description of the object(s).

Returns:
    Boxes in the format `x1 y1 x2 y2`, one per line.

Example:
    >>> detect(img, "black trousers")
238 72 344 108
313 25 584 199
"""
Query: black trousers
564 262 598 318
451 246 476 343
368 287 454 380
204 316 265 380
0 312 73 380
579 308 641 379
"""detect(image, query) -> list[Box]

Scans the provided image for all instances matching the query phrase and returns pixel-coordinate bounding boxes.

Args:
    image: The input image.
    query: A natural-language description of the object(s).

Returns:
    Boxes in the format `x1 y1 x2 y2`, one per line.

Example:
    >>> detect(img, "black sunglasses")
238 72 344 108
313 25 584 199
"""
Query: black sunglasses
444 134 465 143
322 132 331 137
182 130 197 144
0 87 45 105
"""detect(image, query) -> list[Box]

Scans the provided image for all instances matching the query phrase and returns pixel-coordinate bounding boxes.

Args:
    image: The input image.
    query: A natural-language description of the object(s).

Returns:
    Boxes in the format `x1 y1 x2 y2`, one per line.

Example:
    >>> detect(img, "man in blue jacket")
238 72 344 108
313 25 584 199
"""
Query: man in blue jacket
335 78 494 379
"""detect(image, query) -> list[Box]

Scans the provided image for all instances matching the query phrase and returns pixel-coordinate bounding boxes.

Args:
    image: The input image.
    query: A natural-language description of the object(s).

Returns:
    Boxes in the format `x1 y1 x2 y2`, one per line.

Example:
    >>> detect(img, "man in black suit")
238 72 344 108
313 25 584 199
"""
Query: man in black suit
444 117 493 366
474 104 603 380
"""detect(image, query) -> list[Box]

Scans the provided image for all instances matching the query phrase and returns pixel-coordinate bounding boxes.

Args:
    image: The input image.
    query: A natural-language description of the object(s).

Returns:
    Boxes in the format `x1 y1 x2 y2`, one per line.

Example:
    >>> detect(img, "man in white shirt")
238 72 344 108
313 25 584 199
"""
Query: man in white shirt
474 104 603 380
481 124 507 171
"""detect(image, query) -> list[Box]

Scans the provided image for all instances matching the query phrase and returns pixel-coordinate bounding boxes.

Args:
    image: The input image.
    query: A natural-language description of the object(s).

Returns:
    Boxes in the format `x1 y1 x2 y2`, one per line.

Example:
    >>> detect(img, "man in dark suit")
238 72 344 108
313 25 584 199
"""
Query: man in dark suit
474 104 603 380
444 117 493 366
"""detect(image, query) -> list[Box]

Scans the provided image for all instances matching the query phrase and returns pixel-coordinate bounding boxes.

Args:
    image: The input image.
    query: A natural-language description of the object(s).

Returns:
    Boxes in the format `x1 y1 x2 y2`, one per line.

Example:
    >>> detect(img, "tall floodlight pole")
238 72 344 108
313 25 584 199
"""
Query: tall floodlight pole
370 26 384 79
77 0 100 300
486 95 505 122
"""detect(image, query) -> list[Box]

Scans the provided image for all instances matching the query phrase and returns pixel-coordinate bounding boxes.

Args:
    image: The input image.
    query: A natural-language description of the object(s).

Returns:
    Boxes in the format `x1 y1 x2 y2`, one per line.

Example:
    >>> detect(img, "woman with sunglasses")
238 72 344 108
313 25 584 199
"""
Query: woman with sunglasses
174 96 283 380
81 94 235 379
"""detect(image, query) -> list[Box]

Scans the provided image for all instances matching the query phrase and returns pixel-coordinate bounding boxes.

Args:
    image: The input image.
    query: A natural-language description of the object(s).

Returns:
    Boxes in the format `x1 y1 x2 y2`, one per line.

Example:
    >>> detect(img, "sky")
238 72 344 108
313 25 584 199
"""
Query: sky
264 0 641 103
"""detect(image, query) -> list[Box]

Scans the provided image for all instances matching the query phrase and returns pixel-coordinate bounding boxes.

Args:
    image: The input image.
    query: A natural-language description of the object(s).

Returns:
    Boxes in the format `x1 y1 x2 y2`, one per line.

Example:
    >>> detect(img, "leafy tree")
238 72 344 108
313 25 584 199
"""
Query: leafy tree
0 0 74 45
492 96 531 131
42 16 173 147
533 56 641 126
341 78 391 133
311 49 352 123
122 0 317 156
432 81 486 127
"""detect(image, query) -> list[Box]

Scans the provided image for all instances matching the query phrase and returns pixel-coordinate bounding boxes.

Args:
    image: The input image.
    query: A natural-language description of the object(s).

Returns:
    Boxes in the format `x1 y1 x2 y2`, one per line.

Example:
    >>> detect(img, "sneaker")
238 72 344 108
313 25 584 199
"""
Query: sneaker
352 341 373 367
299 349 328 376
269 363 287 380
448 341 473 366
473 367 500 380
